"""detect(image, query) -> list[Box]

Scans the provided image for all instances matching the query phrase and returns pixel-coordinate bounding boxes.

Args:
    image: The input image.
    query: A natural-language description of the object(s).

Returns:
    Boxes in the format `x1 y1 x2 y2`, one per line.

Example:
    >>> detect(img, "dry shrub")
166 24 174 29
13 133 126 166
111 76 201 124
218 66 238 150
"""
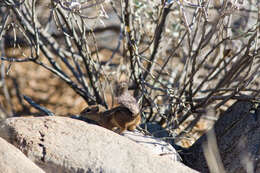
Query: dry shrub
1 0 260 147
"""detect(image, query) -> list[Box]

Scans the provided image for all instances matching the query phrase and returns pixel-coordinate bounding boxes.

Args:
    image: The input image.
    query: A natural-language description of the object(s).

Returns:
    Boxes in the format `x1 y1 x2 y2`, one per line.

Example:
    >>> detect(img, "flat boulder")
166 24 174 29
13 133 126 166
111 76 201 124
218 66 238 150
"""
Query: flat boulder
0 116 198 173
0 137 45 173
122 130 181 162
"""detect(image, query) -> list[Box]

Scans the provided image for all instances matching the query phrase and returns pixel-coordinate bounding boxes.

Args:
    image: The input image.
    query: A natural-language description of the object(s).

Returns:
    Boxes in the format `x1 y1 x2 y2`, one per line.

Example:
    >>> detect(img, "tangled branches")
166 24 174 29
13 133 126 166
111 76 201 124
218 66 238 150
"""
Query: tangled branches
1 0 260 145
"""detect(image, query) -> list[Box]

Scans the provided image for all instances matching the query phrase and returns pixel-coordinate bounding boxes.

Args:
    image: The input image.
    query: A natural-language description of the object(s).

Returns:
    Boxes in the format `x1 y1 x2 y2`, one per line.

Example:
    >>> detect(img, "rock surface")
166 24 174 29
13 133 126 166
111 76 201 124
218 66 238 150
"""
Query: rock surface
122 130 181 162
0 116 198 173
183 101 260 173
0 137 45 173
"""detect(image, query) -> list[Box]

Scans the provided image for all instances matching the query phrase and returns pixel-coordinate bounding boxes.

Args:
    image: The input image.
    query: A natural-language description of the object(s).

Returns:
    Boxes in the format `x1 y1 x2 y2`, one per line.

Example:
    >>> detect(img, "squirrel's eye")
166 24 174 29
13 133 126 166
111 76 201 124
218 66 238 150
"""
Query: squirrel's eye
85 108 91 112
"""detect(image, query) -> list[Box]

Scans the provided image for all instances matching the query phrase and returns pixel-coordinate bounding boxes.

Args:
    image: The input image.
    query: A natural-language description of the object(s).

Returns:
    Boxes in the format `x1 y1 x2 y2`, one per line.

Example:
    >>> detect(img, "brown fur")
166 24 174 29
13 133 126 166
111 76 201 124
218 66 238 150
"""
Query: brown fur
80 105 141 134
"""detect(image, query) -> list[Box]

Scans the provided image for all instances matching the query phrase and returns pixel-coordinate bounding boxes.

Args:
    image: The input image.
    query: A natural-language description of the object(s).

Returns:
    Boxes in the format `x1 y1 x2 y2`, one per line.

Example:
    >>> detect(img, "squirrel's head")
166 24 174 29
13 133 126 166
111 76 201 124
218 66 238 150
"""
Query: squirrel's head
80 105 106 116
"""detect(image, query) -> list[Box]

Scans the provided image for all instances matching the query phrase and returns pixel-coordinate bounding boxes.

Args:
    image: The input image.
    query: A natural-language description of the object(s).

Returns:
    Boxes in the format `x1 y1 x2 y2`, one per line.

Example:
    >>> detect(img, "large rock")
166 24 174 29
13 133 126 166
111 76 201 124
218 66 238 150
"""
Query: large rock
0 137 45 173
0 116 197 173
183 101 260 173
122 130 181 162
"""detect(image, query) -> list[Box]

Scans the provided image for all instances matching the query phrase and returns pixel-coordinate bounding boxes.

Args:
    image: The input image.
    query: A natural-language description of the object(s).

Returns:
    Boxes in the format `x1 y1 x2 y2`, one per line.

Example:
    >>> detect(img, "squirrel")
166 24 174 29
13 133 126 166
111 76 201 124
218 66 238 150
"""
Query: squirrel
80 104 141 134
113 80 141 132
80 80 141 134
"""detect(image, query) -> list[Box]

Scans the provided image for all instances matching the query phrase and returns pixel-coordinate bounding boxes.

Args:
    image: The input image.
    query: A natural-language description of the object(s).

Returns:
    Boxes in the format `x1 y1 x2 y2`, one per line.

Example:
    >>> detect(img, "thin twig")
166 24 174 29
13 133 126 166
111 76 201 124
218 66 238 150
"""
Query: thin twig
23 95 54 116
